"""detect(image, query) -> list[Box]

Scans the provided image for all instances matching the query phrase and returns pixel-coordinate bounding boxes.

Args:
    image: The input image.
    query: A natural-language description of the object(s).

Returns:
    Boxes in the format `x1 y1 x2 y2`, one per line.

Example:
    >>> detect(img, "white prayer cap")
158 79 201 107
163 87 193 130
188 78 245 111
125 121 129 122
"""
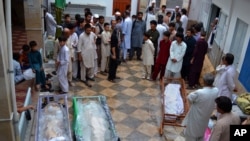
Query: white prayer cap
175 6 180 8
93 14 99 18
115 11 121 16
151 0 156 3
215 17 219 20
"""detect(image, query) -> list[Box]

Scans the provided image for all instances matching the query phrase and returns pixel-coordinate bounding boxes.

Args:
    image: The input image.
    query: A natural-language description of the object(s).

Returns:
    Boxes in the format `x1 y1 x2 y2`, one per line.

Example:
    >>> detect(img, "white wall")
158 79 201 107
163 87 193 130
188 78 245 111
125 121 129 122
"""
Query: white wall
188 0 202 20
212 0 232 15
221 0 250 72
63 0 138 18
66 0 113 17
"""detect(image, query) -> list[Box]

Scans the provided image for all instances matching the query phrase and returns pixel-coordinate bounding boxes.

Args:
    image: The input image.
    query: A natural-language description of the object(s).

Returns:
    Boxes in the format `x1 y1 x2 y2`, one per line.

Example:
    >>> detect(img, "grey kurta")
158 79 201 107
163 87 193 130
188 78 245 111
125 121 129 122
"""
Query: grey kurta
182 87 219 139
131 19 146 48
78 32 97 68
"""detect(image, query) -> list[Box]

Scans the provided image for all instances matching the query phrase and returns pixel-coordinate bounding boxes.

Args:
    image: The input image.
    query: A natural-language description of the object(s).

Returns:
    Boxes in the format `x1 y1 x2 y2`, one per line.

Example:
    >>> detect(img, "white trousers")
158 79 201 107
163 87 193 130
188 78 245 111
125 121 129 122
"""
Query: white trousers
101 56 109 72
58 65 69 92
142 65 152 79
72 60 78 78
80 62 94 81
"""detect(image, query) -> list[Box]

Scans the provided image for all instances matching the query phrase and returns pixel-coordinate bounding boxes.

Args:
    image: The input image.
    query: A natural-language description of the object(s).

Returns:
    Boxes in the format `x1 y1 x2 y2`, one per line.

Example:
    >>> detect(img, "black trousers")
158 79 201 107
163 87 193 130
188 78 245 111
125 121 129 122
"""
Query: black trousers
181 65 190 81
108 57 118 80
129 47 142 60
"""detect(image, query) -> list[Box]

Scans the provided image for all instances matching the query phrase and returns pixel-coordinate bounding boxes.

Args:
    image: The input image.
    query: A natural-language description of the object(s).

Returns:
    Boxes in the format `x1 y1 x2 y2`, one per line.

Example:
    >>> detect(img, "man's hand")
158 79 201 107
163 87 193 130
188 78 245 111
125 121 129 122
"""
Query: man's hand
171 58 177 63
78 55 82 62
32 69 36 73
233 87 238 92
190 58 194 64
111 55 116 59
71 57 74 62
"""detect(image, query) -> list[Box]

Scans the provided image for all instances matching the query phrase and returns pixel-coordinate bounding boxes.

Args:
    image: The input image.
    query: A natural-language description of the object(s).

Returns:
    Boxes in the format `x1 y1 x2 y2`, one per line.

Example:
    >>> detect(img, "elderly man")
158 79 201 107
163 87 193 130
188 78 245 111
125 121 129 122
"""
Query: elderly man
171 6 180 22
210 96 241 141
181 73 219 141
217 53 237 100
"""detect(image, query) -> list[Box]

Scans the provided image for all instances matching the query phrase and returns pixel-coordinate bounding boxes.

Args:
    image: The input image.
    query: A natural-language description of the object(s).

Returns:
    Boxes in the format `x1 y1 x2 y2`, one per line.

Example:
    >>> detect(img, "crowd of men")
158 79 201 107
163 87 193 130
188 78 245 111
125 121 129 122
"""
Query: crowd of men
42 2 245 140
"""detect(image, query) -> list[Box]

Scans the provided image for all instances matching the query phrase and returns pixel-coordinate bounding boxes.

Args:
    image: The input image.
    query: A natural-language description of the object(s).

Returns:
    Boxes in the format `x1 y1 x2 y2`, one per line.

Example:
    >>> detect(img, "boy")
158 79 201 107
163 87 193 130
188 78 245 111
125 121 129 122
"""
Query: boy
142 32 155 80
152 31 171 80
28 41 46 91
57 36 70 94
100 23 111 75
19 44 30 70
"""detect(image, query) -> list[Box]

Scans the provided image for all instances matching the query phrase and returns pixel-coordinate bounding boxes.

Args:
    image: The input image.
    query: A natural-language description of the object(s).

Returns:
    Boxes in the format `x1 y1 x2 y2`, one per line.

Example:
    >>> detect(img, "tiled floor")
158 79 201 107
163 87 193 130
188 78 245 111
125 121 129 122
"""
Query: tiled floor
27 60 186 141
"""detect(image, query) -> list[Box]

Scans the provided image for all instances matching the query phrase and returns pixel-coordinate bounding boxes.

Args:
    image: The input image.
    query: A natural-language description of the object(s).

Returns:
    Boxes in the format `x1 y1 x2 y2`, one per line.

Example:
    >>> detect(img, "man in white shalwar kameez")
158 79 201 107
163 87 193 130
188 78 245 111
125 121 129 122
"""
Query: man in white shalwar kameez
217 53 237 100
100 23 111 75
67 24 79 80
165 33 187 78
121 11 132 61
156 15 167 55
57 36 70 93
142 32 155 80
181 73 219 141
146 7 156 31
64 28 74 86
78 24 96 87
44 10 57 37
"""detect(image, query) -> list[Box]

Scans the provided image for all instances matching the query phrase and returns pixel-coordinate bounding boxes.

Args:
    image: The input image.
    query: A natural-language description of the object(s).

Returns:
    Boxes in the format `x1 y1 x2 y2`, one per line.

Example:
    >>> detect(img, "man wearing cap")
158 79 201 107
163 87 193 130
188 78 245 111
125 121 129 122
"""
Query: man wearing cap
171 6 180 22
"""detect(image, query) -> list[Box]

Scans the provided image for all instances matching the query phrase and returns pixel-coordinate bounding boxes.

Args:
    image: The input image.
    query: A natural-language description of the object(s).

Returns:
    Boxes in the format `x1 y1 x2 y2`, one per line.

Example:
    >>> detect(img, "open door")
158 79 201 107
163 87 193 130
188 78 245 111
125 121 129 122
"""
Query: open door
113 0 131 14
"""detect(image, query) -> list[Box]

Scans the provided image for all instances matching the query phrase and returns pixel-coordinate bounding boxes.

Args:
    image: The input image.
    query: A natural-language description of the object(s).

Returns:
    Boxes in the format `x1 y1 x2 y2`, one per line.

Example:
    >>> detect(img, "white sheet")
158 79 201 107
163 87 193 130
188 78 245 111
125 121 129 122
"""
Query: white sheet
164 84 184 116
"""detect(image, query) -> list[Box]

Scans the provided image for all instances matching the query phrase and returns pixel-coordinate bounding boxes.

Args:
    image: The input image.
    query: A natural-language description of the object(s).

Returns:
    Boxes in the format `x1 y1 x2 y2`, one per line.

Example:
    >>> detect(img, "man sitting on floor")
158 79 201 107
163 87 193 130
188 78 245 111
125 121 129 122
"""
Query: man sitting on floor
13 53 24 84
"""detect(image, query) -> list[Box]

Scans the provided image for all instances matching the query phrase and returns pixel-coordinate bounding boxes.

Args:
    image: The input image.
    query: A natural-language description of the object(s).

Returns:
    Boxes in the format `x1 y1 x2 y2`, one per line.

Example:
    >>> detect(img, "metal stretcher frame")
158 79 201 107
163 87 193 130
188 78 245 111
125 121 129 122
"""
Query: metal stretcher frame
35 94 72 141
159 78 189 135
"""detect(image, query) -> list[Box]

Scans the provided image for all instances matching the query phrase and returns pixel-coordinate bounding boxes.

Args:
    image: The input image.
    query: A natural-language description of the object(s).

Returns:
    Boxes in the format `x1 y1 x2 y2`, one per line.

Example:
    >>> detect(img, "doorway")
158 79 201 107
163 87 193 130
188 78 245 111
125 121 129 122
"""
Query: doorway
113 0 131 14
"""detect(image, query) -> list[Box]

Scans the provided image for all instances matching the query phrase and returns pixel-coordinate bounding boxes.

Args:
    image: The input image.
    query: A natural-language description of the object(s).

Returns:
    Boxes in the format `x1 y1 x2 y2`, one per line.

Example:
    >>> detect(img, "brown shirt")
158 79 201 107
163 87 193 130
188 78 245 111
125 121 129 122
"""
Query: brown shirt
210 112 241 141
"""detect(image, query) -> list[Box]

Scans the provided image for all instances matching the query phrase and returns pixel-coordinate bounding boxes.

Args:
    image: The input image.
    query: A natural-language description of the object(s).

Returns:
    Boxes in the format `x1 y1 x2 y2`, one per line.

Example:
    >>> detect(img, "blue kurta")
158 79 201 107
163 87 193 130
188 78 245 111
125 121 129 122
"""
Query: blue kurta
131 19 146 48
28 50 45 85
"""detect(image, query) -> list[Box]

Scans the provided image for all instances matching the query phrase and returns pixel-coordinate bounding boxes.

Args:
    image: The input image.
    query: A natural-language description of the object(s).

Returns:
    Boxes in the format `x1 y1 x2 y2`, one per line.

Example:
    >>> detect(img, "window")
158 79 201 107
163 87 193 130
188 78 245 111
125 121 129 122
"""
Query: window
229 19 248 68
215 12 227 47
239 39 250 91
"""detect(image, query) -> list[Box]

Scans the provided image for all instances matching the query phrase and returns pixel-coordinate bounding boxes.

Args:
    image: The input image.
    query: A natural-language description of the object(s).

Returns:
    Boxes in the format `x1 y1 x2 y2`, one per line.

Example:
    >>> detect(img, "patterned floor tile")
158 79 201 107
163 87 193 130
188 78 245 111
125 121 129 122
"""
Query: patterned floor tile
126 130 151 141
100 88 118 97
119 79 135 87
126 98 145 108
115 123 133 138
138 80 154 87
143 88 161 96
137 122 159 137
98 79 116 87
130 109 151 121
111 110 128 122
116 103 137 114
120 116 144 129
121 88 140 97
107 98 124 109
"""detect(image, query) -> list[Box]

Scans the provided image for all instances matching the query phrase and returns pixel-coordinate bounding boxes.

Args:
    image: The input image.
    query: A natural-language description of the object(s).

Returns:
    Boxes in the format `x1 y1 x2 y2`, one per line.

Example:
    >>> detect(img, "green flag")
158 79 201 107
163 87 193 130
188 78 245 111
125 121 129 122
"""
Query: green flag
55 0 66 9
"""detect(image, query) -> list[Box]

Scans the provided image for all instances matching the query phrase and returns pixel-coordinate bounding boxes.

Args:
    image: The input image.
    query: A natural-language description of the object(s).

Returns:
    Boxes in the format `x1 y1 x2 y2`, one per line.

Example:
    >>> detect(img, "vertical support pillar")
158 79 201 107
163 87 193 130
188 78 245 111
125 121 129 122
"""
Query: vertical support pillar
0 0 16 140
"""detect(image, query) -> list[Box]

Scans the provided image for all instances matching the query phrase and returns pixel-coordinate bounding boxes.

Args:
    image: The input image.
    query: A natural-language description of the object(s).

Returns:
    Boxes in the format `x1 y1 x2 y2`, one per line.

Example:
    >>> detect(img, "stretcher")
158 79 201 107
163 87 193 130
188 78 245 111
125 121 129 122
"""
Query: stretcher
35 94 72 141
159 78 189 135
73 95 120 141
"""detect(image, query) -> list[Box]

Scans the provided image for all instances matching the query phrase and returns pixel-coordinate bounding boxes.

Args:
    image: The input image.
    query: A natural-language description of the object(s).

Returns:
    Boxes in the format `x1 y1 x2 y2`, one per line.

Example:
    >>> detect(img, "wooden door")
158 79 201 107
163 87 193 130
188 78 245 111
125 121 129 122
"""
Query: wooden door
113 0 131 14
